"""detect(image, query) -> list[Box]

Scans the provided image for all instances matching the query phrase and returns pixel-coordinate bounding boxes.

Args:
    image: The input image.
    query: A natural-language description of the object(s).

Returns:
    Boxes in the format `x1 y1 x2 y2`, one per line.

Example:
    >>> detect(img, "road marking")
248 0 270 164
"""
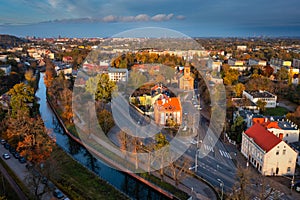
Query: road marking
219 149 224 156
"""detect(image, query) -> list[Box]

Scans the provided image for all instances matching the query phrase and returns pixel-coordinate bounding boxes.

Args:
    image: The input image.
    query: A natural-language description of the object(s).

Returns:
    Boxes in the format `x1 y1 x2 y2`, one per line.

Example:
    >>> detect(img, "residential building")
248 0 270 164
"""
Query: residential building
248 58 267 66
228 58 249 71
153 96 182 126
179 66 194 90
289 141 300 166
270 58 292 73
242 90 277 108
252 117 299 144
0 64 11 76
237 45 247 51
207 59 222 72
241 123 297 176
293 58 300 69
108 67 128 82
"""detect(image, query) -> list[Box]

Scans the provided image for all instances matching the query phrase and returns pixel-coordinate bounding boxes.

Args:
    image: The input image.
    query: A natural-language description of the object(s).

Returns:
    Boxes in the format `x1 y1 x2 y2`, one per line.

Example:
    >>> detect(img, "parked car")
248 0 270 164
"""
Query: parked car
0 139 6 145
13 152 20 159
292 181 300 192
53 189 64 199
4 143 10 149
18 156 26 164
2 153 10 160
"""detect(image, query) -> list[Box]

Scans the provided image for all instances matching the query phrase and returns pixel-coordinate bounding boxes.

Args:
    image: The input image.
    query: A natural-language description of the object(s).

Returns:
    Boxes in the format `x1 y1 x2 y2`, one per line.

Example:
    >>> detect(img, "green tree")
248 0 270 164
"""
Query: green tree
230 116 246 143
8 83 34 116
276 67 288 81
86 74 116 102
128 70 147 89
0 69 4 77
256 99 267 112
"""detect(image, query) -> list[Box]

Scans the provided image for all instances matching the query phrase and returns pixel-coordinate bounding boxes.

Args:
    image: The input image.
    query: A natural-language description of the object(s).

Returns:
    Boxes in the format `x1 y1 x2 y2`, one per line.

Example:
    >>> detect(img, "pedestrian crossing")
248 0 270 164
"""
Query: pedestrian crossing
200 143 232 159
203 144 214 152
219 149 232 159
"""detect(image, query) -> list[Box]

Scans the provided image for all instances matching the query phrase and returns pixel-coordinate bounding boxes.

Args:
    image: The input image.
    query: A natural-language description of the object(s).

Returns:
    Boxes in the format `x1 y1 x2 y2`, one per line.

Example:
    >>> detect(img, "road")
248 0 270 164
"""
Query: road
0 143 54 200
180 90 237 192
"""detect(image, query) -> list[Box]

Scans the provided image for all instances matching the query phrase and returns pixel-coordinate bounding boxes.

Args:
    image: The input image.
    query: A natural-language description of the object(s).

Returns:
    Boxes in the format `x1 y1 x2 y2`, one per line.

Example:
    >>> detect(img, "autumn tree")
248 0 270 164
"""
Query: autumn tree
25 69 36 87
5 111 53 164
234 83 245 97
168 157 189 187
223 69 239 85
8 83 34 116
97 109 115 134
276 67 289 81
229 165 251 200
154 132 169 180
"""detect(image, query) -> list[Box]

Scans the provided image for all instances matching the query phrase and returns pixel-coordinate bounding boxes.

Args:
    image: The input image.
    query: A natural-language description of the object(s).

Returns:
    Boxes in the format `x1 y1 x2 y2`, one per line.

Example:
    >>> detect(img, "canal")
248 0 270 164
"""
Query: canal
36 72 169 200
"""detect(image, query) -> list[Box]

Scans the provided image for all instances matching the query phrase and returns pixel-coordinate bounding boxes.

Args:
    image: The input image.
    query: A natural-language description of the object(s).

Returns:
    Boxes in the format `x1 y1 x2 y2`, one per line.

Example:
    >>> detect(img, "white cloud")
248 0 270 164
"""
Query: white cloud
102 15 118 22
176 15 186 20
135 14 150 21
151 13 174 21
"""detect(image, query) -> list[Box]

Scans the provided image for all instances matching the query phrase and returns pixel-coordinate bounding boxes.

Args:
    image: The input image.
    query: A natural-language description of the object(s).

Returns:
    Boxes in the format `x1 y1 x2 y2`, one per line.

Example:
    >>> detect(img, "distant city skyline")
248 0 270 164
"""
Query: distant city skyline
1 0 300 38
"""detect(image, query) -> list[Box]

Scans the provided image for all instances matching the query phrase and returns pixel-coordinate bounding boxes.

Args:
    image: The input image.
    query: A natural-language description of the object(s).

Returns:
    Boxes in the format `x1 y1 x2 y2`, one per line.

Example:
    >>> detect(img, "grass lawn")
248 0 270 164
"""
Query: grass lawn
263 106 289 116
49 146 128 200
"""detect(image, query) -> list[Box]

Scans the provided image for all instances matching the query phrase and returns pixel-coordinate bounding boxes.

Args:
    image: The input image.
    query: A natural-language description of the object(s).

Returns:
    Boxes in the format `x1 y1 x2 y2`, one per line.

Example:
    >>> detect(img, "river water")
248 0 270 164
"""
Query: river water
36 72 168 200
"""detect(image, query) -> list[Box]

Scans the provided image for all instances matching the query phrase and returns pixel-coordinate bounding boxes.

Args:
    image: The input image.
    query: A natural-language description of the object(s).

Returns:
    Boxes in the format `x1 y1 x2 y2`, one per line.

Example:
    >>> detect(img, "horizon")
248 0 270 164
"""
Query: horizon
1 1 300 38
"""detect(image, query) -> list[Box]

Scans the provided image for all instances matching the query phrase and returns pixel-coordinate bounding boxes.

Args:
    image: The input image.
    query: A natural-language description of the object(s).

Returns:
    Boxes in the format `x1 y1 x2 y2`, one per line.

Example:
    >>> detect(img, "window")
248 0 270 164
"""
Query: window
276 151 279 155
287 167 291 173
283 149 286 155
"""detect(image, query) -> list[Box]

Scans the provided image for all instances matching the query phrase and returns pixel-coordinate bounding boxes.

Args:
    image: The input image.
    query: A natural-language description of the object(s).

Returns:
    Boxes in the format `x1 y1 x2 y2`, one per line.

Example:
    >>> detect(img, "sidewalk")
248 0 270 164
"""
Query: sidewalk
107 129 218 200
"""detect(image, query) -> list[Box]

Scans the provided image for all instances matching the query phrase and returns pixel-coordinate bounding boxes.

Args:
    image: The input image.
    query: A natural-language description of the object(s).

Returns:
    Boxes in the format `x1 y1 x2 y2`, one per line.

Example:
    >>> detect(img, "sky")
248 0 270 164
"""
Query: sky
0 0 300 38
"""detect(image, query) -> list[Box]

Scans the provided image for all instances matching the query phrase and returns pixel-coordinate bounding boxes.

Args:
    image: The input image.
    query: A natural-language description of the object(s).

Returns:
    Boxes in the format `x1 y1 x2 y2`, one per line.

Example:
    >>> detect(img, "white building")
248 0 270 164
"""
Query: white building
237 45 247 51
241 123 297 176
242 90 277 108
108 67 128 82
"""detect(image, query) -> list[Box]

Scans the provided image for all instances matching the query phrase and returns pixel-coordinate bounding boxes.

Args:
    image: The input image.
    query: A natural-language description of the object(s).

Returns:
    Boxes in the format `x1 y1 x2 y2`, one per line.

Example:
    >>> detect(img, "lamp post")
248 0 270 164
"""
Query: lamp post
217 178 224 200
188 148 200 172
194 149 200 172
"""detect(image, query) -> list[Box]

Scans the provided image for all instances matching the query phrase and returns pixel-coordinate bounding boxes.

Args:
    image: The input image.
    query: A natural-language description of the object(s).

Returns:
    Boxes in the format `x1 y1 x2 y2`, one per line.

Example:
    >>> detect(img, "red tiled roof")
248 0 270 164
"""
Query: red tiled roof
245 123 281 152
156 97 181 112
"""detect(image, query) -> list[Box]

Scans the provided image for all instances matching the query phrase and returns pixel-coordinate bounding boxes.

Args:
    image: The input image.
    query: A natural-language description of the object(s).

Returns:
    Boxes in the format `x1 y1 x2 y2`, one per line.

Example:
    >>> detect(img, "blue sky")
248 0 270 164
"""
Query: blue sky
0 0 300 38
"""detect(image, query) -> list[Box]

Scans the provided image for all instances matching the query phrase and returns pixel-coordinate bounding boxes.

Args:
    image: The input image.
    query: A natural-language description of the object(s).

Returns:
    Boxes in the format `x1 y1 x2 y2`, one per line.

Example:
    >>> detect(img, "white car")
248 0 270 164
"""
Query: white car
2 153 10 160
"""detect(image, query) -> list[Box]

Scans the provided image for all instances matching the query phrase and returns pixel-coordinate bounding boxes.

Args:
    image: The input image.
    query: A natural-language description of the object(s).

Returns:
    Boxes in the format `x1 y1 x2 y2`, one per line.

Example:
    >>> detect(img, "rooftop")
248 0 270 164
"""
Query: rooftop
155 97 181 112
245 123 282 152
244 90 276 98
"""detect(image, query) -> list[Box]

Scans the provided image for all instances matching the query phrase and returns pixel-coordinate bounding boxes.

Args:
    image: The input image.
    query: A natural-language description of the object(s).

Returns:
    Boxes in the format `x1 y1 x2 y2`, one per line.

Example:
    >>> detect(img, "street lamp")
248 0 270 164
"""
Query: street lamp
217 178 224 200
188 148 201 172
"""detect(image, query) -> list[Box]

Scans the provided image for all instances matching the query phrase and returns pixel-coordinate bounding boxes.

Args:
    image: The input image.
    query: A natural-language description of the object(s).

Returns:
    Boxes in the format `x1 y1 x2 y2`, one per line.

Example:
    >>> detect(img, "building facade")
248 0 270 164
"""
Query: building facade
179 66 194 90
241 123 297 176
243 90 277 108
153 97 182 126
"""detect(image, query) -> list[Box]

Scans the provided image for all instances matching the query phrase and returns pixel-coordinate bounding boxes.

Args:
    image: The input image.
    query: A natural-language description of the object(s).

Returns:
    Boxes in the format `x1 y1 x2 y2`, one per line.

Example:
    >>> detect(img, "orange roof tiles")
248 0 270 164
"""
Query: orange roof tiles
156 97 181 112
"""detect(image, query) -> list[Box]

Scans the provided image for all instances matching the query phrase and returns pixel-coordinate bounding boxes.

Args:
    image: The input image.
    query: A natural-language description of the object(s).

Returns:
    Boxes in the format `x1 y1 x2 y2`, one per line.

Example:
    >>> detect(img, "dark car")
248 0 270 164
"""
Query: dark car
4 143 10 149
293 181 300 192
9 147 16 154
53 189 64 199
13 152 20 159
18 156 26 164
